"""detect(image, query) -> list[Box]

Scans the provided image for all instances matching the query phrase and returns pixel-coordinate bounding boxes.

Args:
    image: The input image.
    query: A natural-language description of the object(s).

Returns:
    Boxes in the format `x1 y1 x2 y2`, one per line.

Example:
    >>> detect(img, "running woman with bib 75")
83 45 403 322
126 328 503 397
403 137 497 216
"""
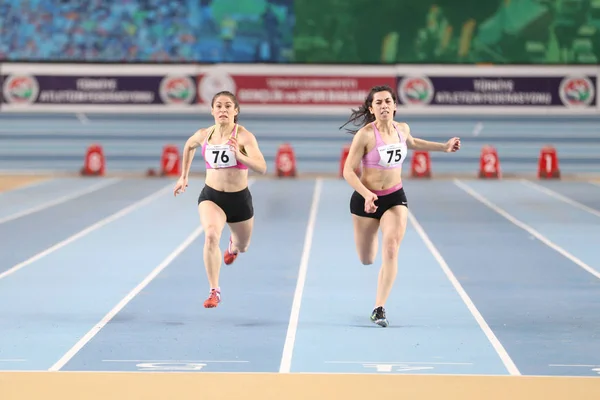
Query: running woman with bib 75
340 85 460 327
174 90 267 309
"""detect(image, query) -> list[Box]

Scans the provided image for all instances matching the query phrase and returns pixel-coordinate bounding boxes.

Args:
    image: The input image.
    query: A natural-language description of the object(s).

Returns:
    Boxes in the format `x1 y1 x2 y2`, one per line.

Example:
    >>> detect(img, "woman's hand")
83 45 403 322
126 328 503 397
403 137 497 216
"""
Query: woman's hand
173 176 188 196
228 136 241 158
445 137 461 152
364 192 378 213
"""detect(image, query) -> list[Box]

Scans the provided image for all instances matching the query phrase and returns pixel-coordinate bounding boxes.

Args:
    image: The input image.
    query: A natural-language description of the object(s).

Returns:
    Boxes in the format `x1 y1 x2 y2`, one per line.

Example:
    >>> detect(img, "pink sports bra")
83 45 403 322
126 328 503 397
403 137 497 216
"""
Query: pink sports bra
201 124 248 170
362 122 408 170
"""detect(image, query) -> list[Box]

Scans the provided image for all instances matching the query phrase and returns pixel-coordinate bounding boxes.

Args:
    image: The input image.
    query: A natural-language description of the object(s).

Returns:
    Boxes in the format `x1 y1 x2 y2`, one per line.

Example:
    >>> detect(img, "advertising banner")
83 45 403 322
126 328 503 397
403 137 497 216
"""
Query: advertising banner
0 63 598 116
395 65 598 114
195 70 397 107
1 74 197 106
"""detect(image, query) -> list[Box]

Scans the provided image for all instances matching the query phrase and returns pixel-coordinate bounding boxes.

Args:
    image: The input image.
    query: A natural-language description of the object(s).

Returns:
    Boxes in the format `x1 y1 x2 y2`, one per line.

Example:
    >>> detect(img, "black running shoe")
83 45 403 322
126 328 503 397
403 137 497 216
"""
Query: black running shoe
370 306 389 327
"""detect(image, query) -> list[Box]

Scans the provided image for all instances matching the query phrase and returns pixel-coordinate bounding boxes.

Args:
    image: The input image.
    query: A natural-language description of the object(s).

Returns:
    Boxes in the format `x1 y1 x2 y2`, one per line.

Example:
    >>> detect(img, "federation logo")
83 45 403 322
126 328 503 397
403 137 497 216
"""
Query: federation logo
197 69 237 105
397 76 434 106
559 76 595 108
2 75 39 104
159 75 196 105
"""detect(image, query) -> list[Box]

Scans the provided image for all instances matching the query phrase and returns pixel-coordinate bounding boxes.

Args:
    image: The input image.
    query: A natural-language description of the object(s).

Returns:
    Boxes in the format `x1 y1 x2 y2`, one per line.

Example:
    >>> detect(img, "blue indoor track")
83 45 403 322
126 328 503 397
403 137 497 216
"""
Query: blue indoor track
1 175 599 377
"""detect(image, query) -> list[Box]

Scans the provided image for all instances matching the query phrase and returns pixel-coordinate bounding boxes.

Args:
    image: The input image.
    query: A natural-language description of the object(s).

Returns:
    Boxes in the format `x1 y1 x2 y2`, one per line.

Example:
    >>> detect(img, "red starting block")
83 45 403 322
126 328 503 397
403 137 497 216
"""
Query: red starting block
478 145 501 179
339 144 361 178
411 150 431 178
538 145 560 179
275 143 297 177
81 144 105 176
160 144 181 176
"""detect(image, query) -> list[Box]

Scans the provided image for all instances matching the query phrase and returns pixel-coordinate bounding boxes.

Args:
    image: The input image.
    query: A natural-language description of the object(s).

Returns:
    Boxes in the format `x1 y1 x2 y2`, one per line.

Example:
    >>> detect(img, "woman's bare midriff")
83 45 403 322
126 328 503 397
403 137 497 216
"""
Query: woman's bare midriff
204 168 249 192
360 167 403 192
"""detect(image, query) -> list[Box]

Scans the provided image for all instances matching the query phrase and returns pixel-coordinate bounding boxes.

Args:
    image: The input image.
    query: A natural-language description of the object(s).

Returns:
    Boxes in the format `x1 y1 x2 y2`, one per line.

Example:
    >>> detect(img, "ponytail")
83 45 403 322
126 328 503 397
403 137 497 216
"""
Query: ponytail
339 101 376 135
339 85 398 135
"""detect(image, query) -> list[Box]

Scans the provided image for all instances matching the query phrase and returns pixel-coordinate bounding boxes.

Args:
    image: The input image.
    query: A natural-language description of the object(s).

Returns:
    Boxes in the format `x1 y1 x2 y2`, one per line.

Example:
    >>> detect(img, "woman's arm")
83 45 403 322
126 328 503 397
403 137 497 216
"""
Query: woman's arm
399 122 461 152
233 127 267 174
180 129 206 179
342 127 373 198
174 129 207 196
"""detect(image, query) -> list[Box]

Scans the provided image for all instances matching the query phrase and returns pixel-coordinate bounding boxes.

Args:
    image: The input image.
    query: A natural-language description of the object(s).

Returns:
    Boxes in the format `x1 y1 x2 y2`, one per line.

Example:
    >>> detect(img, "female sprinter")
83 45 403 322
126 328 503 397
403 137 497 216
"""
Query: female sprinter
340 85 460 327
173 90 267 309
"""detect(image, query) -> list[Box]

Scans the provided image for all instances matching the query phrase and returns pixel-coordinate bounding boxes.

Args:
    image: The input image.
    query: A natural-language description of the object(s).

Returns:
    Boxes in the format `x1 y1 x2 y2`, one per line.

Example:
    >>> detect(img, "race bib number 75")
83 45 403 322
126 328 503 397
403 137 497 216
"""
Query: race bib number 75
377 143 404 167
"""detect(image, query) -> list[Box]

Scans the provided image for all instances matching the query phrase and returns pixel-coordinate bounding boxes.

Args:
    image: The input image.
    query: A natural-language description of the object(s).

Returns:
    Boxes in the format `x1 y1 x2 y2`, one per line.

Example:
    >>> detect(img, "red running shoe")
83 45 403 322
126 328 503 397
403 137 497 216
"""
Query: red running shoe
203 289 221 308
223 236 238 265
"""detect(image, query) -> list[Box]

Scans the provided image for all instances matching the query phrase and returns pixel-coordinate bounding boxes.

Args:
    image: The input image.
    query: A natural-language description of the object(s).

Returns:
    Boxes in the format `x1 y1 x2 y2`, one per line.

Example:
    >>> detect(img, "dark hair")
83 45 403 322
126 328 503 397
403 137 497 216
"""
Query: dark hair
211 90 240 123
339 85 397 134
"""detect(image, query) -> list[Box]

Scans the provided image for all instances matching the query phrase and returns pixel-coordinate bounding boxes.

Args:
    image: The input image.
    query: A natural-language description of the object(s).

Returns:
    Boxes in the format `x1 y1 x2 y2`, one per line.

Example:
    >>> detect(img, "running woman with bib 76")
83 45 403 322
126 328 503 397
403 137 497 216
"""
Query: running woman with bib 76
173 90 267 309
340 85 460 327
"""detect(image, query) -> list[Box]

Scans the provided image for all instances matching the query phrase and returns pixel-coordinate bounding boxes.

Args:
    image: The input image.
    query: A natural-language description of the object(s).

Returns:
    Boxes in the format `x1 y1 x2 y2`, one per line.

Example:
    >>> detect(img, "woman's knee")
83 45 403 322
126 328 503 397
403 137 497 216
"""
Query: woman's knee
356 241 378 264
382 235 402 260
235 239 250 253
204 225 222 248
357 247 376 265
229 219 253 253
360 254 376 265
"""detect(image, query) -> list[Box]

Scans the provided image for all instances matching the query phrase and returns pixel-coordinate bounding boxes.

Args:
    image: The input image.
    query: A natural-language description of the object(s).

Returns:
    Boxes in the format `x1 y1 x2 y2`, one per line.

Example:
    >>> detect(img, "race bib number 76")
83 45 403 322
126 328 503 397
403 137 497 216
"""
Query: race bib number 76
206 144 237 168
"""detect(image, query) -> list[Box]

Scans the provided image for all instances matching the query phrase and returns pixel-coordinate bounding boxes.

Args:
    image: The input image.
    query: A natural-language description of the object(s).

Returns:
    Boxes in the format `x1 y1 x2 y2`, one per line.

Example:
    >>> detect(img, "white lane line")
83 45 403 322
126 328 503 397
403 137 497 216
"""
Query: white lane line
408 208 521 376
520 179 600 219
279 178 323 374
0 178 121 225
454 179 600 281
48 226 205 371
0 183 172 282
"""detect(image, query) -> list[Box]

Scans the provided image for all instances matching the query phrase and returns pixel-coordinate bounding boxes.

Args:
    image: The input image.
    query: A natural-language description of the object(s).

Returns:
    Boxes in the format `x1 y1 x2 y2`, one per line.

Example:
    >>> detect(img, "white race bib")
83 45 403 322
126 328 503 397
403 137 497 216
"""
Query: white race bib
377 143 405 167
206 144 237 168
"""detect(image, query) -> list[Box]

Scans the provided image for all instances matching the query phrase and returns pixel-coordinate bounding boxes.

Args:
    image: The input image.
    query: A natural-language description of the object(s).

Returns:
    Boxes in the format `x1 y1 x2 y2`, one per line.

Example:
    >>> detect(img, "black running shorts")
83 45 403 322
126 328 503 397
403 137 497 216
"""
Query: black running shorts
198 184 254 223
350 187 408 220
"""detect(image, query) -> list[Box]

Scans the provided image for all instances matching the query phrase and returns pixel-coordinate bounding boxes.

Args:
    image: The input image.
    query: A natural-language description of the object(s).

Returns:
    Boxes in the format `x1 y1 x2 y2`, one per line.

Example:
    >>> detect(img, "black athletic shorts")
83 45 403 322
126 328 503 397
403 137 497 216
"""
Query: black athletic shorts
350 186 408 220
198 184 254 223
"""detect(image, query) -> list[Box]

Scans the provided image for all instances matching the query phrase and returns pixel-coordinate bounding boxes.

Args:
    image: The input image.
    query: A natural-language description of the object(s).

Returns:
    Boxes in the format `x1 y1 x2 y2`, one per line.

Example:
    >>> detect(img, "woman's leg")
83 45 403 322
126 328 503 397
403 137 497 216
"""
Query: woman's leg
198 200 227 308
351 215 380 265
224 217 254 265
371 204 408 325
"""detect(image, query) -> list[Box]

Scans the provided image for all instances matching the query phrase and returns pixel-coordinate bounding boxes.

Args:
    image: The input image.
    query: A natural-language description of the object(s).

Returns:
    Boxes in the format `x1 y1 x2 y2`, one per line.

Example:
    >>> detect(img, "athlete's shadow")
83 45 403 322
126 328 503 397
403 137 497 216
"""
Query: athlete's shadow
347 314 422 329
295 317 418 329
349 323 409 329
349 323 413 329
